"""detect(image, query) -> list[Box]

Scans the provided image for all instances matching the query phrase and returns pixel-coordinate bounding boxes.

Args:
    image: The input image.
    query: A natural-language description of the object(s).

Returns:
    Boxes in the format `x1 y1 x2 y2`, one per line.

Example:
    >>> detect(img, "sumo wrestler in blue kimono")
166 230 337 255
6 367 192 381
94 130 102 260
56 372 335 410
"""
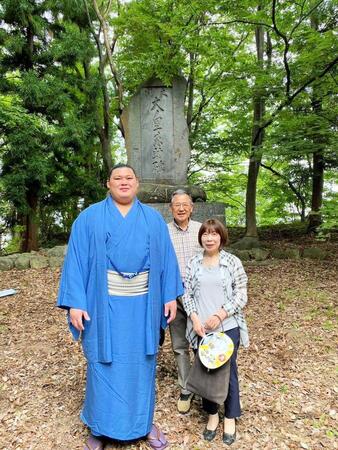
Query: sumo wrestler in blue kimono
57 164 183 450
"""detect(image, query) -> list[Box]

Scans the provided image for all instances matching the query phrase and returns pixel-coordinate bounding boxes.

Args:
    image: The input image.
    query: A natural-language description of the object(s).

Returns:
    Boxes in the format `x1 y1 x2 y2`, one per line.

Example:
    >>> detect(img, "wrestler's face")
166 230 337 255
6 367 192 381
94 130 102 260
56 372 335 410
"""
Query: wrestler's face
107 167 139 205
170 194 193 229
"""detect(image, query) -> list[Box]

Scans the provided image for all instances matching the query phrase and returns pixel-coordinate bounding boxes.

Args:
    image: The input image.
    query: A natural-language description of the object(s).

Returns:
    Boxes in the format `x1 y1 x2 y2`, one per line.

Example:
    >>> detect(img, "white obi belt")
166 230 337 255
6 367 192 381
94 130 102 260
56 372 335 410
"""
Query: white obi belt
107 270 149 296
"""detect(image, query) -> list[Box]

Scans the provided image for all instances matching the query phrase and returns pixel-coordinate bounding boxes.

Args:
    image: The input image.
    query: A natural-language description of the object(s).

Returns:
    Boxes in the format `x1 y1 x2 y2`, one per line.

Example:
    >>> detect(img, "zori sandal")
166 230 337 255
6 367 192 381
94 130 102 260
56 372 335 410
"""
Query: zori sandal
83 434 104 450
146 424 169 450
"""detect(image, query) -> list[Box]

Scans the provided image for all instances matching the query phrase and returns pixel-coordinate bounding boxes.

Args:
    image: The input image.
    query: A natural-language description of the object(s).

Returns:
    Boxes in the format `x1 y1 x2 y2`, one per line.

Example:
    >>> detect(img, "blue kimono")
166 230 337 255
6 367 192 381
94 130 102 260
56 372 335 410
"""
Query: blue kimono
57 196 183 440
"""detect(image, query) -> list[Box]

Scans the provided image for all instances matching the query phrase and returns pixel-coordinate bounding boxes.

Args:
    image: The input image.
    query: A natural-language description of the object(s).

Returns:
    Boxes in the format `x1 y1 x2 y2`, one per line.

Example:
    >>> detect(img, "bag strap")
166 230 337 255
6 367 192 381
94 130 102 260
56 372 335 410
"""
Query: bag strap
213 314 225 332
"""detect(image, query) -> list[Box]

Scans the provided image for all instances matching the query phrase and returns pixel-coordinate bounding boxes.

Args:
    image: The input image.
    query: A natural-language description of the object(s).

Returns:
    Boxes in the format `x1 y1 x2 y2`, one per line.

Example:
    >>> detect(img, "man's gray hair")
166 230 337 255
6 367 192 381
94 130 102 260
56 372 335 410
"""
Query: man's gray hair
170 189 193 204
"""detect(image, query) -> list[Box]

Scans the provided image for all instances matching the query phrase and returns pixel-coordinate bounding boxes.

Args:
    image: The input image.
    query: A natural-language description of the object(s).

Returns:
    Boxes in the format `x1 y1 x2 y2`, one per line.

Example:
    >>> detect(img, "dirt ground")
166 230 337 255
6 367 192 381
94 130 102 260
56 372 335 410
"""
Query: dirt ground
0 253 337 449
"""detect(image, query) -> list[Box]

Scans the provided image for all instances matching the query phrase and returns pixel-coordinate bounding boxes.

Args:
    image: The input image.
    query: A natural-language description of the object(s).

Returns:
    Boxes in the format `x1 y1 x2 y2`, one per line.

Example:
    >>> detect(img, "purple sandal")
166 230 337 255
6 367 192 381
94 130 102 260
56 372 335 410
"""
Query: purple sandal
146 424 169 450
83 434 104 450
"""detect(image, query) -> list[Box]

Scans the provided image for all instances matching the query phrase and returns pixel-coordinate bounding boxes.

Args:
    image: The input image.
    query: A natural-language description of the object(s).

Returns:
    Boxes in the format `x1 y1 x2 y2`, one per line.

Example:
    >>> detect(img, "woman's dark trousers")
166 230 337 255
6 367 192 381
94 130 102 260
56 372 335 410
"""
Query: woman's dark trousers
202 327 241 418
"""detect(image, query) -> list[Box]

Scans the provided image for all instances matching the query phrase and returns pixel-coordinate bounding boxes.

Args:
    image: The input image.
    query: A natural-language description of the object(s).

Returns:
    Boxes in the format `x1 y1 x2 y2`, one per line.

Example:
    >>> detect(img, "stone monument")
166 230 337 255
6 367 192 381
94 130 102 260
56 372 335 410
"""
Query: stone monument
122 76 225 223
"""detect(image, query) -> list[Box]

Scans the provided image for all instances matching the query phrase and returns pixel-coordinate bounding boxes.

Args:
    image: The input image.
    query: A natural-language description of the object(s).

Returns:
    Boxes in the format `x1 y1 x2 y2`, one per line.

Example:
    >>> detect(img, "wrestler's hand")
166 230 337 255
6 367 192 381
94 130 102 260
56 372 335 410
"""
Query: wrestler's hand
191 312 205 337
164 300 177 324
69 308 90 331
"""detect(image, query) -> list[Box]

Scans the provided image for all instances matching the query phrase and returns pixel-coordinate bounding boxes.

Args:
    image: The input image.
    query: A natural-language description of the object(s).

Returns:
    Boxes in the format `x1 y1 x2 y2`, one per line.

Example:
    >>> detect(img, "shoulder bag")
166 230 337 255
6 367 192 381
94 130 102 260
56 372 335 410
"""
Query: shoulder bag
186 330 233 404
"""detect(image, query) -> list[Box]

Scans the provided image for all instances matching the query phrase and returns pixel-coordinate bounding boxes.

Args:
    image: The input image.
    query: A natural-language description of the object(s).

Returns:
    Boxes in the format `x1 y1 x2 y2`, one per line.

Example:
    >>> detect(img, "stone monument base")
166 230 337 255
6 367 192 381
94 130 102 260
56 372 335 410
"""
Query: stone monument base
146 201 226 225
138 182 206 203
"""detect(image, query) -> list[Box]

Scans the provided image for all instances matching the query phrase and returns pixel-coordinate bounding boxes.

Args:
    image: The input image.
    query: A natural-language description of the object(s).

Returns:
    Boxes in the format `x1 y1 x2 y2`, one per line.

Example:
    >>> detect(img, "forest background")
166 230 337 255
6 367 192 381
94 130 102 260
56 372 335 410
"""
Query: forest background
0 0 337 253
0 2 337 449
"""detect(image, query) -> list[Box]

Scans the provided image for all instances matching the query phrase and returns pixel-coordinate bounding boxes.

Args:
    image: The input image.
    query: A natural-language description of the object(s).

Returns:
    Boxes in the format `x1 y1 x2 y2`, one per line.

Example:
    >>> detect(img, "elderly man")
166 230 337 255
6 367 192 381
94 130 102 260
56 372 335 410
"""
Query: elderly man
167 189 201 414
57 164 182 450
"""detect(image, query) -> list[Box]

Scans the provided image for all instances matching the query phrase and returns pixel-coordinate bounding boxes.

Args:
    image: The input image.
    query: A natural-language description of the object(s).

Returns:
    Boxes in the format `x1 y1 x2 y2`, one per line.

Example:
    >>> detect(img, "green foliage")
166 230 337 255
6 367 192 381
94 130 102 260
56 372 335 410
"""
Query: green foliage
0 0 337 245
190 166 247 226
318 190 338 235
2 225 24 255
0 98 50 212
0 0 114 248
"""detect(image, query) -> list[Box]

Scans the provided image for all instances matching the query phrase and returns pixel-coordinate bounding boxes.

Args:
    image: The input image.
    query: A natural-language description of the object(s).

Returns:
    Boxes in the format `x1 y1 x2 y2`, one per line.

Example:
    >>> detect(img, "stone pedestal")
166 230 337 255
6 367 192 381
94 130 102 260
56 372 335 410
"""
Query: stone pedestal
137 183 206 203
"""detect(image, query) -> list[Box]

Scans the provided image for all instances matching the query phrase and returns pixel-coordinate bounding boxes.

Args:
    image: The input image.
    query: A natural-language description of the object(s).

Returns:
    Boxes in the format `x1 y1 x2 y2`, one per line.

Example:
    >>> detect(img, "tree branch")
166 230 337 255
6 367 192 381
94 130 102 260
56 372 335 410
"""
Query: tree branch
224 193 245 208
290 0 325 37
260 163 306 211
91 0 124 116
103 0 113 17
190 32 248 132
208 19 274 31
271 0 291 98
253 56 338 146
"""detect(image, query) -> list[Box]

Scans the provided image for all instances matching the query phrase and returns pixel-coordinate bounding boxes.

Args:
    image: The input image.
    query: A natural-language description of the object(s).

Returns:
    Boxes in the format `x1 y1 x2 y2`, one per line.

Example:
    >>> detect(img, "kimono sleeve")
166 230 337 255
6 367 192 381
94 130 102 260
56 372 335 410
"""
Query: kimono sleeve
56 214 89 312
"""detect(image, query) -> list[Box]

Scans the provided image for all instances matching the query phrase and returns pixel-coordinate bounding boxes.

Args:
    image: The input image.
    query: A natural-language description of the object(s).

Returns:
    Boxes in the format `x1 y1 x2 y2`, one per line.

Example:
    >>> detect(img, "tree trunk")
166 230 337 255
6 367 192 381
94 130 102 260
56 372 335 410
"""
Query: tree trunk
21 190 39 252
244 22 265 239
99 125 113 176
245 152 262 238
91 0 124 139
98 54 113 175
308 141 324 233
307 16 325 233
84 2 114 175
20 21 39 252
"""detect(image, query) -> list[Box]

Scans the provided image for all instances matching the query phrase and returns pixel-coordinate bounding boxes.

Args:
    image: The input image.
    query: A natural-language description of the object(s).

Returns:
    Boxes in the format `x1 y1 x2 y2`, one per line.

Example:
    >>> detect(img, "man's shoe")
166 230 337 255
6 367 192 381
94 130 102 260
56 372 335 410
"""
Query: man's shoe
177 392 194 414
223 431 236 445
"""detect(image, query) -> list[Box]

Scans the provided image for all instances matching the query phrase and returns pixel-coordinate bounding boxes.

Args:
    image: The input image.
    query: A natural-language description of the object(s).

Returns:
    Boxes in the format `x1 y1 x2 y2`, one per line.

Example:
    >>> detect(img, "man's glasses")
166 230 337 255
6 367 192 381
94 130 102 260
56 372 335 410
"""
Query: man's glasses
172 203 191 209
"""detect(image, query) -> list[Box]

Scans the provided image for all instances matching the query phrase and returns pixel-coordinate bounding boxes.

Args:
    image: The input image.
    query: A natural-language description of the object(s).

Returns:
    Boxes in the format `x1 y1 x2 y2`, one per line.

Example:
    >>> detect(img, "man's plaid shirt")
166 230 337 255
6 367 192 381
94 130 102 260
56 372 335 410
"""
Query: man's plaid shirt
167 219 202 283
183 250 249 349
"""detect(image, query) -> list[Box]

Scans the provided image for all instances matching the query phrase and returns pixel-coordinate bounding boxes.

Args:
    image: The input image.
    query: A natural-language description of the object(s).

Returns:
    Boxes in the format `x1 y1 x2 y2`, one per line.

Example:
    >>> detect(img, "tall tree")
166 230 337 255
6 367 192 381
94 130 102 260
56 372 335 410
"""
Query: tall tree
82 0 124 172
0 0 107 250
0 0 58 250
307 12 328 233
243 8 265 244
237 0 337 241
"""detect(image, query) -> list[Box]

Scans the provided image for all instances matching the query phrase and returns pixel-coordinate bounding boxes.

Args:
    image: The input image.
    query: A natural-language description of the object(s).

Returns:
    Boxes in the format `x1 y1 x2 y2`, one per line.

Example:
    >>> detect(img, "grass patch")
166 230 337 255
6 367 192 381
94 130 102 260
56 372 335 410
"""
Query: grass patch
326 429 338 438
322 320 335 331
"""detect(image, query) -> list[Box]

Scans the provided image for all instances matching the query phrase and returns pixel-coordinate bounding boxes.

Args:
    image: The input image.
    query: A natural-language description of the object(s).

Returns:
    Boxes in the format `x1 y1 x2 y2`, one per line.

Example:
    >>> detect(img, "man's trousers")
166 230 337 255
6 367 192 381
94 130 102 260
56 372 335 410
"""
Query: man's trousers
169 300 192 395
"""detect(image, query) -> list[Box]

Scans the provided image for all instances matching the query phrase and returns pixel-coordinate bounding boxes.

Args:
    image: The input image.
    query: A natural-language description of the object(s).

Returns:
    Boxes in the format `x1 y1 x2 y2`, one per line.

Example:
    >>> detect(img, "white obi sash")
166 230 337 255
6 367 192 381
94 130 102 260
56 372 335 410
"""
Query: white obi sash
107 270 149 296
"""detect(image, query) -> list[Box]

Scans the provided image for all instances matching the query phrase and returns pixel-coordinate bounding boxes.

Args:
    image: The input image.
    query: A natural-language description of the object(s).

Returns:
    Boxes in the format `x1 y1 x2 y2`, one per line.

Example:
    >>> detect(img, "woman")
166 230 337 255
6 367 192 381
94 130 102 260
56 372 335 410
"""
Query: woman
183 219 249 445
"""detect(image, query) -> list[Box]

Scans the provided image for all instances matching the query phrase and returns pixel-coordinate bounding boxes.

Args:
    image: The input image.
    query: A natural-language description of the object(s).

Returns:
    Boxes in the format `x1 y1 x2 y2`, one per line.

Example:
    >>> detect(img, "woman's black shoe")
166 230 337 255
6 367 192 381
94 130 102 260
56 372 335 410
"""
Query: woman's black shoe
203 427 217 441
223 431 236 445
